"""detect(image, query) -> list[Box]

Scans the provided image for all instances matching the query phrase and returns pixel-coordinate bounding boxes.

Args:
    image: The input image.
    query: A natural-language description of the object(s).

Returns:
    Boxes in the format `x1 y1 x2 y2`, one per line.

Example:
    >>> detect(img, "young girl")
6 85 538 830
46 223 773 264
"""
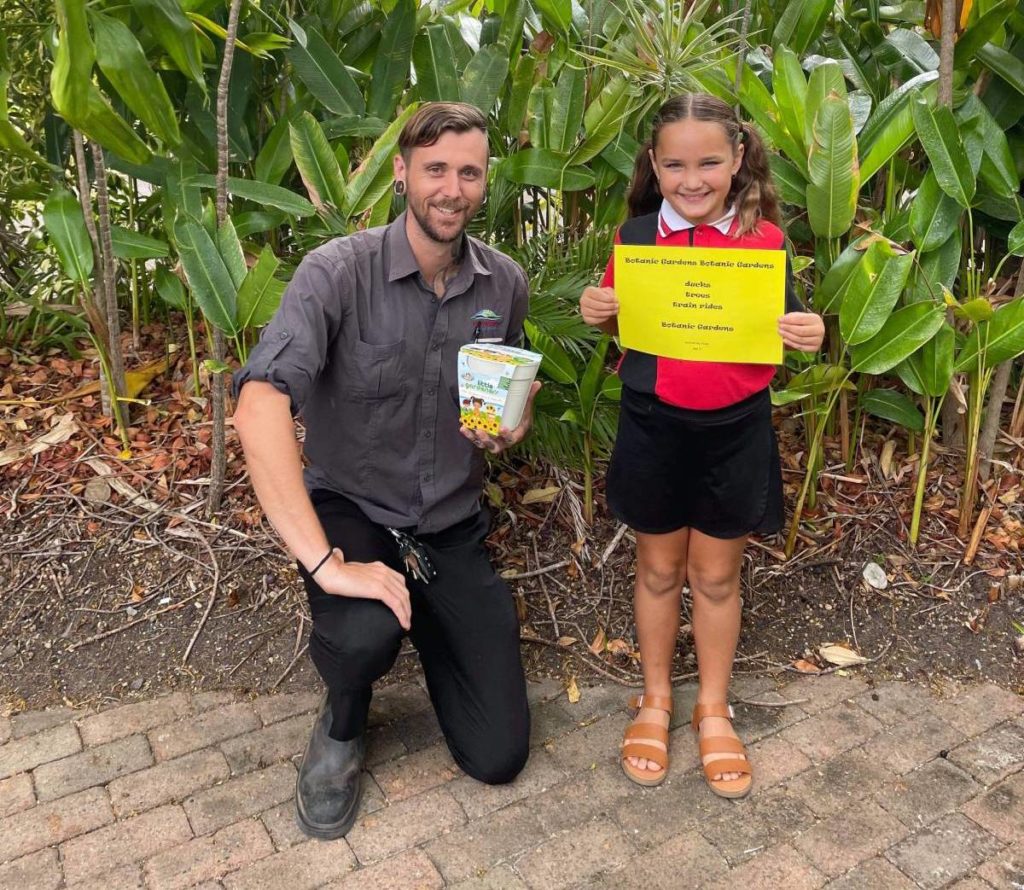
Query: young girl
580 94 824 797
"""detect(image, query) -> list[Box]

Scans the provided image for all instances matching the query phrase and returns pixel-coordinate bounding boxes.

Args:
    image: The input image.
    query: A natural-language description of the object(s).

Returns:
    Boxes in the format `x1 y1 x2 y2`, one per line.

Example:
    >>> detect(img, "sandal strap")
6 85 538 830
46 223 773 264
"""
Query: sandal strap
621 742 668 767
703 758 752 779
691 701 734 731
623 722 668 742
698 735 747 757
627 693 674 715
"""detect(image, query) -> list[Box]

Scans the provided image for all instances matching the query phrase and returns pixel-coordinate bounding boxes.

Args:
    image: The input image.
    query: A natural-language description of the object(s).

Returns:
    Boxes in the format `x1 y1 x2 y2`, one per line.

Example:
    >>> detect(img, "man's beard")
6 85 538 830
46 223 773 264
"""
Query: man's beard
409 200 472 244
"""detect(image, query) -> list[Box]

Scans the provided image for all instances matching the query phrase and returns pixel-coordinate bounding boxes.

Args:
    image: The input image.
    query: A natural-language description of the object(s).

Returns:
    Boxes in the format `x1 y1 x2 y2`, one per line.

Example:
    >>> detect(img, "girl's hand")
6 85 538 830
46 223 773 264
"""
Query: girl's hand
580 286 619 325
778 311 825 353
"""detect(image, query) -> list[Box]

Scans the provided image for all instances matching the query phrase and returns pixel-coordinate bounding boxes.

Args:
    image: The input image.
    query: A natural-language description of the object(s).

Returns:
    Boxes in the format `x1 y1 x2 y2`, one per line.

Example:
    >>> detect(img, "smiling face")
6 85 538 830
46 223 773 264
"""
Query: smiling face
393 129 488 245
650 118 743 226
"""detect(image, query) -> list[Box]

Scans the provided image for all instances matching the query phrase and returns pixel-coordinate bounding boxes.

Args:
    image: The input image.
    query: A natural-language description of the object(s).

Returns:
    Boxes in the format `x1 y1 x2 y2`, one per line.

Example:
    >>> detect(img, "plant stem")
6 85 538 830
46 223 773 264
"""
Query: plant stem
910 397 939 547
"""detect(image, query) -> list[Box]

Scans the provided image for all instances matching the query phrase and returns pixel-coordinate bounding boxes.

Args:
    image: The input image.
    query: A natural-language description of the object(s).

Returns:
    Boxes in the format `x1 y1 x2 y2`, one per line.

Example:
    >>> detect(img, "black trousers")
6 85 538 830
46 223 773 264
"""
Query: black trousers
299 489 530 785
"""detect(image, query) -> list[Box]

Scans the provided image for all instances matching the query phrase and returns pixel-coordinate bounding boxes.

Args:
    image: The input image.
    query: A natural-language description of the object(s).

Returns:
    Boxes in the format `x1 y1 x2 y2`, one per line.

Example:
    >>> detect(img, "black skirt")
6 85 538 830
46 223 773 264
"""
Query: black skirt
606 385 784 539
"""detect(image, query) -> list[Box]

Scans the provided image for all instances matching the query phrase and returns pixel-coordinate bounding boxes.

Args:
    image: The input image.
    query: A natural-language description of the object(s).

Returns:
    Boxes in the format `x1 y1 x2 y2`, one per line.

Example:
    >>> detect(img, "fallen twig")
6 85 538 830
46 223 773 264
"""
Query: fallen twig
182 531 222 665
66 593 200 651
502 560 570 580
273 642 309 689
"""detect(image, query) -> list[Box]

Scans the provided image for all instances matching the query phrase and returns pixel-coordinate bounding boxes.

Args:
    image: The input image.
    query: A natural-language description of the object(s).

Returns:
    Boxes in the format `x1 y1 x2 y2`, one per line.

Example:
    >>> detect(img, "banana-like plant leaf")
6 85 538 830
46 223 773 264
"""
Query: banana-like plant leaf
1 31 47 165
154 266 187 310
548 65 585 155
816 235 874 314
252 105 302 187
859 74 938 182
773 0 832 56
955 0 1017 66
733 60 808 175
806 93 859 239
217 218 247 290
840 244 915 345
769 154 807 207
345 103 419 216
501 149 596 191
502 53 537 136
850 302 945 374
773 44 808 149
413 24 461 103
134 0 205 88
910 171 963 252
899 321 954 397
910 91 975 207
955 296 1024 370
600 374 622 401
110 226 170 259
1009 220 1024 256
233 211 286 238
91 13 180 147
910 228 961 302
43 187 93 285
956 298 994 323
289 112 347 216
784 363 856 398
860 388 925 432
367 0 416 121
236 246 285 330
571 75 629 166
460 44 508 115
804 60 847 143
524 318 577 384
173 215 238 336
287 21 365 116
579 336 610 421
533 0 572 34
186 174 315 217
977 42 1024 99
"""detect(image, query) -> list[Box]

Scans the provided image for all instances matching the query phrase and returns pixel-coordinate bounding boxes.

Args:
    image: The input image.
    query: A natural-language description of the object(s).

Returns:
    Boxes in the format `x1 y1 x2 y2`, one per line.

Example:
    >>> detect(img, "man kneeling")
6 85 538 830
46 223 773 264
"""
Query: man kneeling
233 102 536 839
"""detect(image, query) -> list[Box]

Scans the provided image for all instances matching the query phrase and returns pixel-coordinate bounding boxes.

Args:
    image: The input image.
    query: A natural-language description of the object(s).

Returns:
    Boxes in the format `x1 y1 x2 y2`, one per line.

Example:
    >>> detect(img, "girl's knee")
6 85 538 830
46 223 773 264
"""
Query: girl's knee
688 568 739 603
637 560 687 598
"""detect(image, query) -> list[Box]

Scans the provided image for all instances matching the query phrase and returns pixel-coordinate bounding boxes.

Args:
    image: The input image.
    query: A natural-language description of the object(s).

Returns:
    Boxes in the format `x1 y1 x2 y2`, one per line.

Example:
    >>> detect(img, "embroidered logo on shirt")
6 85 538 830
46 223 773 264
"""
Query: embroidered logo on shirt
471 309 503 343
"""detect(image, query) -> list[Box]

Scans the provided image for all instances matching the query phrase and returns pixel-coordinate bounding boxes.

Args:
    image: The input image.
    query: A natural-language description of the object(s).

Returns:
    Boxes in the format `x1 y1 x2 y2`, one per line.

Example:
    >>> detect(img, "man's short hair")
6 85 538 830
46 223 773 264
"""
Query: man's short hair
398 102 488 161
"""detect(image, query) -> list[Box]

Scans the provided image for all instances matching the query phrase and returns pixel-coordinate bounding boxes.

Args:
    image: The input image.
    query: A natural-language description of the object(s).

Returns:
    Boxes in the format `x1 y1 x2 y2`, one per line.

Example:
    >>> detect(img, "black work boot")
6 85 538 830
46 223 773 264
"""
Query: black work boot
295 694 365 839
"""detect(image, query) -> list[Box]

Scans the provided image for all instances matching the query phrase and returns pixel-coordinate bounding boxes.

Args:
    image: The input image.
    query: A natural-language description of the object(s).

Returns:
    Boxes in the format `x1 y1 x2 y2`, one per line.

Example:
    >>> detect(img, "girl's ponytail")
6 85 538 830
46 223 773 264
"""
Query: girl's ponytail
731 121 780 235
626 140 662 218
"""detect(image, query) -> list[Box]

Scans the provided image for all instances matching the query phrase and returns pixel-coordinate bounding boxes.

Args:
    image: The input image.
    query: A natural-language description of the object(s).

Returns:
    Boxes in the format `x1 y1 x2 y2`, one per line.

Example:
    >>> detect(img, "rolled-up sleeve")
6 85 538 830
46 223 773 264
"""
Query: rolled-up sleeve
232 253 343 415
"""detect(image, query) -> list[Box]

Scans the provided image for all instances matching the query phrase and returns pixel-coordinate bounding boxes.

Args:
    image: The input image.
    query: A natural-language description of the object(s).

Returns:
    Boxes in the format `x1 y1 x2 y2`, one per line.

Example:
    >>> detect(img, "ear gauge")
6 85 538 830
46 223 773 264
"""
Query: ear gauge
393 180 406 196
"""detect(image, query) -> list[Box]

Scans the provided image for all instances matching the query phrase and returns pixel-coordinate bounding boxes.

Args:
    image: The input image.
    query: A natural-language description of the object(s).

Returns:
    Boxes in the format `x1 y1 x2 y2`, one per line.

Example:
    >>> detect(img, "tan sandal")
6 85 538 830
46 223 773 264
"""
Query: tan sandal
691 702 752 799
620 693 673 787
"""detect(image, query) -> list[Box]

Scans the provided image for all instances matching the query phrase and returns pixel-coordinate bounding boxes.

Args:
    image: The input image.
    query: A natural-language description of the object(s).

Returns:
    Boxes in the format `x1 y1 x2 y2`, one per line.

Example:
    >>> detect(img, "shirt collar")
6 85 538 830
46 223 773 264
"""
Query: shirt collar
385 210 491 284
657 200 736 238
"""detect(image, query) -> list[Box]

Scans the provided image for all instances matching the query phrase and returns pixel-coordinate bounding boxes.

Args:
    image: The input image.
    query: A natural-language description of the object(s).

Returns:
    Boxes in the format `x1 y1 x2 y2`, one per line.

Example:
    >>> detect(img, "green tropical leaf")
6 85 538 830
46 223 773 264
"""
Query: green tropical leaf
977 40 1024 99
850 302 945 374
287 21 364 116
954 1 1017 66
773 0 832 55
571 75 630 165
289 112 347 216
232 211 286 238
345 103 419 216
154 266 187 310
783 363 855 398
769 154 807 206
910 90 975 207
501 149 596 191
773 44 808 149
502 53 538 135
236 246 285 330
860 389 924 433
956 296 1024 370
733 59 807 174
460 44 509 115
815 236 871 314
0 31 46 164
367 0 416 120
548 65 586 155
413 24 460 103
216 218 246 290
1009 220 1024 256
134 0 205 88
185 175 314 218
252 106 302 187
524 318 578 384
910 171 963 252
110 226 169 260
910 229 961 302
43 187 93 285
173 215 238 336
91 13 180 147
804 61 847 143
579 336 610 421
806 93 859 239
903 321 953 397
533 0 572 34
859 73 938 182
840 245 915 345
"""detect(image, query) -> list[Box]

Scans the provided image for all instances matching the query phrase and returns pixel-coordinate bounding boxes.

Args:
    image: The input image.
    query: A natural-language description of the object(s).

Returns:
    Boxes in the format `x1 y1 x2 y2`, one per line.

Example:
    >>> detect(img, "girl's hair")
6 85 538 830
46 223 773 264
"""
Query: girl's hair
626 93 780 236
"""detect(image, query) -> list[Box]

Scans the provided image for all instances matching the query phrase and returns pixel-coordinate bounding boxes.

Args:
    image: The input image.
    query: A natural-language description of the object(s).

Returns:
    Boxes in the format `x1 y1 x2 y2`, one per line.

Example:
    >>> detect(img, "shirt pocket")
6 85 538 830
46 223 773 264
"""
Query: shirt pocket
349 339 405 399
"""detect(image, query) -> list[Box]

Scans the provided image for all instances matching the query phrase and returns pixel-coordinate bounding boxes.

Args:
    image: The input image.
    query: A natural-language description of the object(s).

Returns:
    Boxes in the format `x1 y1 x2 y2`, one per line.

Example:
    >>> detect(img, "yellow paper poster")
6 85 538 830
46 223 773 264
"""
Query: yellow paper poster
614 245 786 364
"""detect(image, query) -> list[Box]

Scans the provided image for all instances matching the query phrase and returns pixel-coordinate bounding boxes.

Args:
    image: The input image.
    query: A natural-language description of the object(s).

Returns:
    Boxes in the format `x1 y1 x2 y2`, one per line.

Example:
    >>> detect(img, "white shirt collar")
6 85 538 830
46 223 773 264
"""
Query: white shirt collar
658 200 736 237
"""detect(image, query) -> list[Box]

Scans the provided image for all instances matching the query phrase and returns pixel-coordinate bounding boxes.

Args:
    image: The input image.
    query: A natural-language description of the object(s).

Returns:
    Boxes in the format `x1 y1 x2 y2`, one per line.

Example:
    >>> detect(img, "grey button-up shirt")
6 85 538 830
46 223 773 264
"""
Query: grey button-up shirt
234 212 529 533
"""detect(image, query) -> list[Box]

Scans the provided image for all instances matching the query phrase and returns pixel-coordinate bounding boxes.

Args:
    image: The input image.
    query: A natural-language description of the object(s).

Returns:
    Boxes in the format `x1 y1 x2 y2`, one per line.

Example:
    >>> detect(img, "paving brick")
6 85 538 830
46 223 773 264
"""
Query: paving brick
149 704 260 762
874 758 981 828
371 741 459 803
786 747 896 818
77 694 190 746
221 837 356 889
699 785 818 865
730 696 810 744
220 713 310 775
781 673 871 715
366 683 432 727
854 681 934 727
884 813 1003 889
528 699 579 747
933 683 1024 737
791 798 910 878
544 711 633 773
108 748 230 817
0 786 112 861
393 707 444 754
553 683 631 726
747 732 814 789
322 847 443 889
190 691 238 712
0 722 81 779
259 775 385 851
34 734 153 802
0 848 61 889
425 799 546 883
364 721 407 767
614 770 731 850
0 715 10 745
514 816 634 890
60 804 193 884
962 770 1024 844
10 706 77 739
947 878 1000 890
0 772 35 817
345 786 465 863
779 700 884 764
975 839 1024 888
861 710 968 775
447 864 528 889
703 843 825 890
528 761 634 835
251 691 321 727
823 857 918 890
143 818 274 890
447 748 566 820
948 720 1024 786
66 863 144 889
598 829 729 889
184 762 295 835
526 677 565 705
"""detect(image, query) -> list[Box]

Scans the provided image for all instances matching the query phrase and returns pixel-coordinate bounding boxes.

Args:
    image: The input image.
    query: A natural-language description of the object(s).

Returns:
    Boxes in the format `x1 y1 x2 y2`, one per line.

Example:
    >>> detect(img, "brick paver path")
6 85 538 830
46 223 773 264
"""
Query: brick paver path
1 674 1022 888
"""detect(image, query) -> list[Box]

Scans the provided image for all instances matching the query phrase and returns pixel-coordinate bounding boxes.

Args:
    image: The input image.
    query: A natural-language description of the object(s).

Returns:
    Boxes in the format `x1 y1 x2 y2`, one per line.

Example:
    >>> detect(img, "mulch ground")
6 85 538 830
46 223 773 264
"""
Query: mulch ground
2 329 1022 714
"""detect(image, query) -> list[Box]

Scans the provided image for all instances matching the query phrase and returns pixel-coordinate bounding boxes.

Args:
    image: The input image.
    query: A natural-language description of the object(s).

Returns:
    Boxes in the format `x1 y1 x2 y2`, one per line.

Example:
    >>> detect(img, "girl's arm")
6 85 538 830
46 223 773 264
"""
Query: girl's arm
580 285 619 334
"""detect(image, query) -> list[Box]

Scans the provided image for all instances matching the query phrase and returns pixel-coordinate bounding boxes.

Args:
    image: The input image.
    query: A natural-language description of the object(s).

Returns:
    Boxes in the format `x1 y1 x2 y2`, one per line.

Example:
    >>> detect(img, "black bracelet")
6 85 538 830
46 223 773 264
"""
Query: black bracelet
308 549 334 578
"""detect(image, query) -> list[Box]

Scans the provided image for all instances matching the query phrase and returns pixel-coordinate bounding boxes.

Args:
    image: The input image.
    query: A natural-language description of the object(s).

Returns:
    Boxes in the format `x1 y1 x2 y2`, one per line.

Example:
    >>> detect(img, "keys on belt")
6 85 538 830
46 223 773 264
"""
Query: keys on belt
387 528 437 584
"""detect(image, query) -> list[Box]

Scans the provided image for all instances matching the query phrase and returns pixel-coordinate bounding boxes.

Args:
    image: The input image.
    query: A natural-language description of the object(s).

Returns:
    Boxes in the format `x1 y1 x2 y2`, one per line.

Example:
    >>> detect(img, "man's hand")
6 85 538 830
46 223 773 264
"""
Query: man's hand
778 311 825 353
315 552 412 630
580 286 619 326
460 381 542 454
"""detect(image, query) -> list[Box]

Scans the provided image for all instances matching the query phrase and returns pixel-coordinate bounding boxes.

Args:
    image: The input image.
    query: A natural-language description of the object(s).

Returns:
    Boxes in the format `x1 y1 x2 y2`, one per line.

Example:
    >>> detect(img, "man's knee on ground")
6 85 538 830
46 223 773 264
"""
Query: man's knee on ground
459 734 529 785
